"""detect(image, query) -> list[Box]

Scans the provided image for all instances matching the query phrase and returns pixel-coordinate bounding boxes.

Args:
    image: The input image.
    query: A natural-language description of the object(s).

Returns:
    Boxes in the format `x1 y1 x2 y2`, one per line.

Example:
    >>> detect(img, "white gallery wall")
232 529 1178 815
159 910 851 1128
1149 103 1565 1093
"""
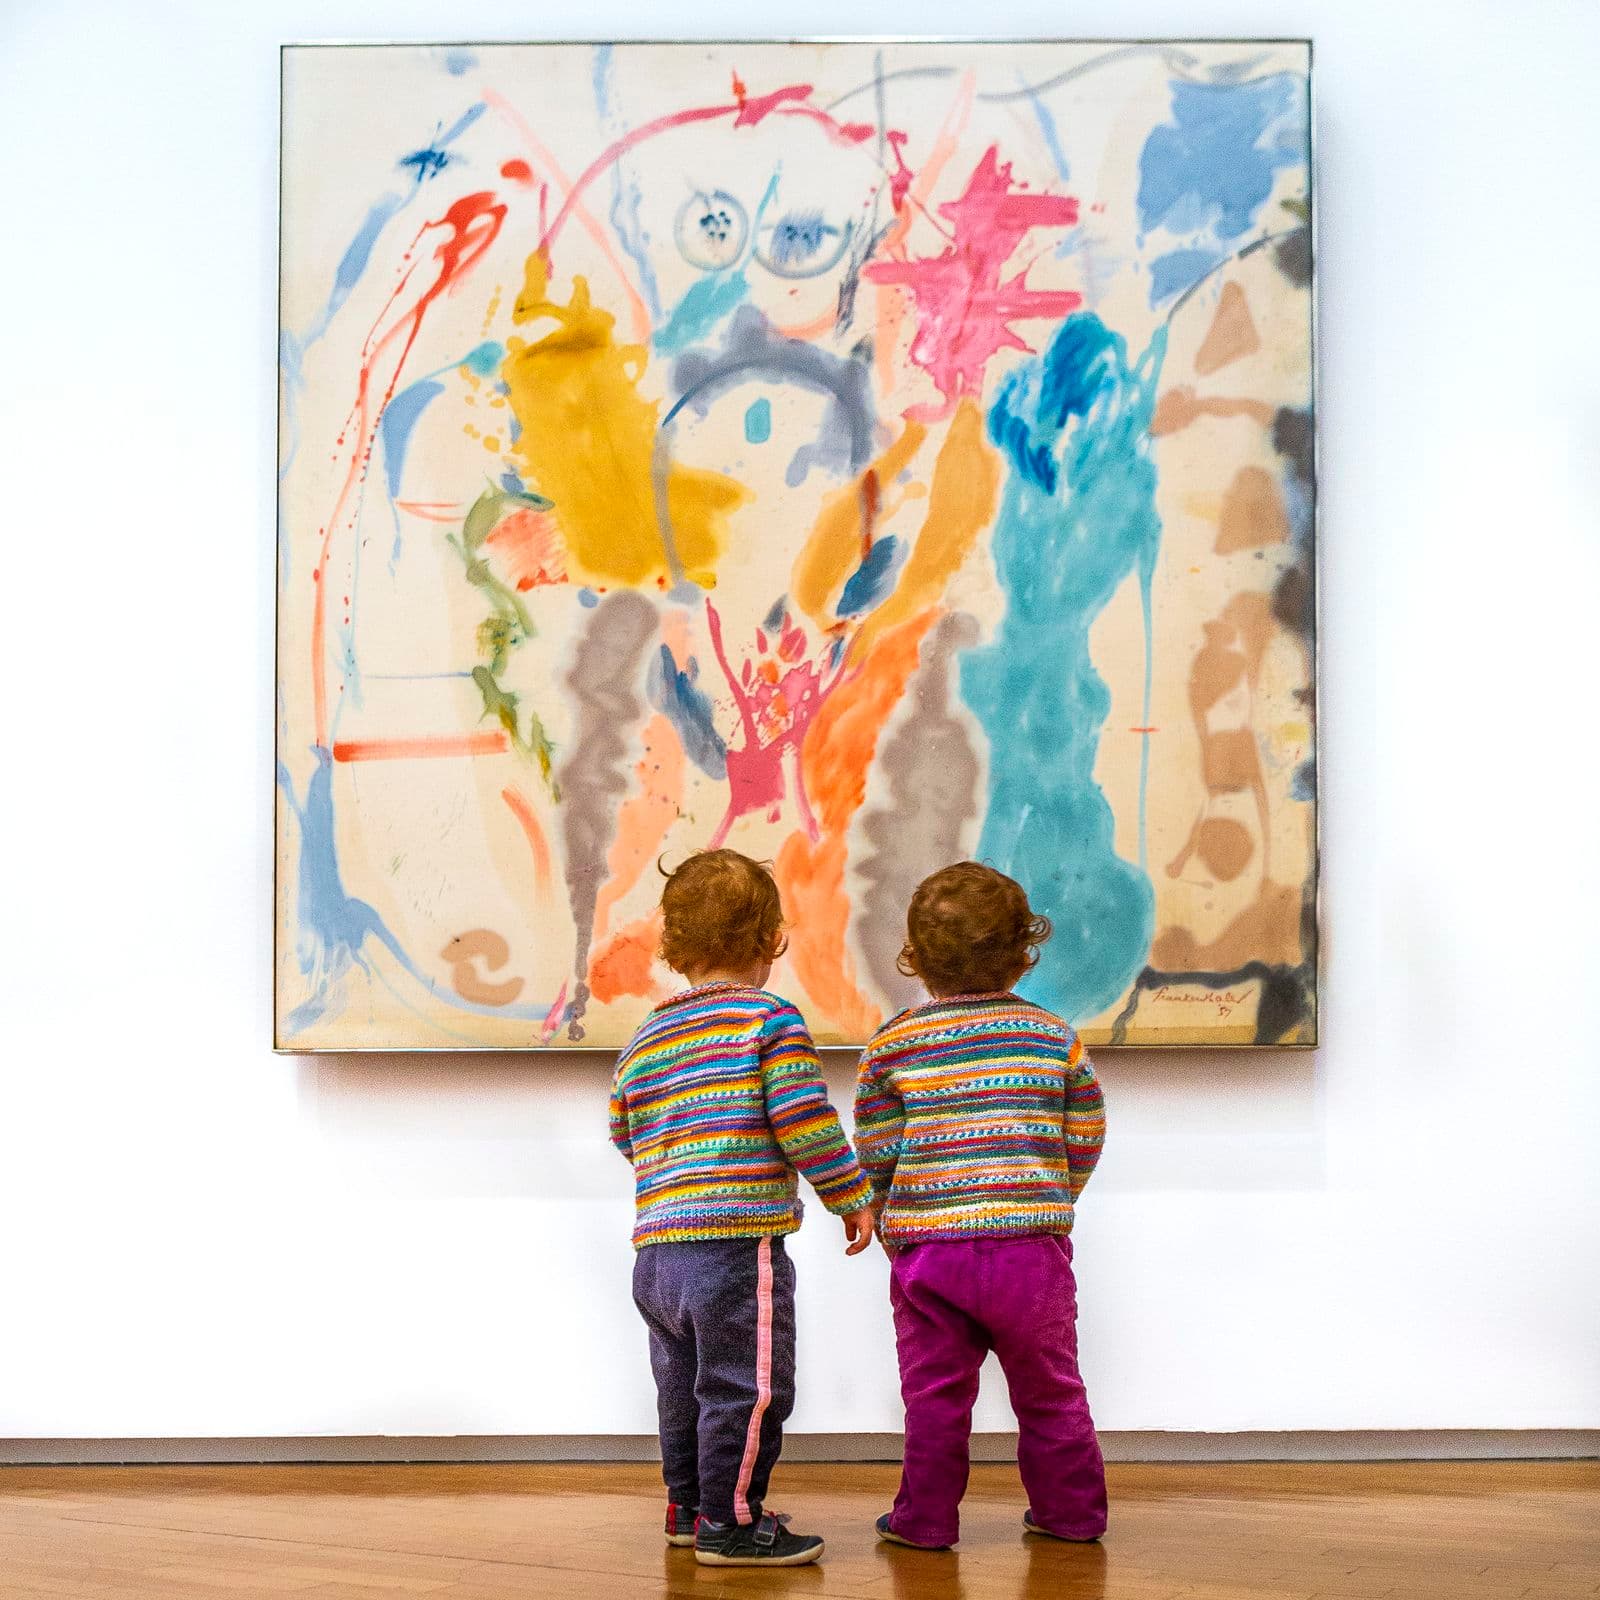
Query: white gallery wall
2 0 1597 1444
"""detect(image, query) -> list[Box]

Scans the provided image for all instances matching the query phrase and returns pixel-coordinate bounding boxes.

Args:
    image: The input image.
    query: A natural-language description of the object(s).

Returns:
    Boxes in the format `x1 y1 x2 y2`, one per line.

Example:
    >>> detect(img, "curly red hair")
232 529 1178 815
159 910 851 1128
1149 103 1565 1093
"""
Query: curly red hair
658 849 788 976
899 862 1052 996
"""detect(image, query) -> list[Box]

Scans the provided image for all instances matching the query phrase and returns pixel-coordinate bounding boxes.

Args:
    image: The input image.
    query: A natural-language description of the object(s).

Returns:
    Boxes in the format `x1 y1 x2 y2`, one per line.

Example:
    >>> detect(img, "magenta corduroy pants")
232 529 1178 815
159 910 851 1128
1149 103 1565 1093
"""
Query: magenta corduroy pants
888 1232 1107 1547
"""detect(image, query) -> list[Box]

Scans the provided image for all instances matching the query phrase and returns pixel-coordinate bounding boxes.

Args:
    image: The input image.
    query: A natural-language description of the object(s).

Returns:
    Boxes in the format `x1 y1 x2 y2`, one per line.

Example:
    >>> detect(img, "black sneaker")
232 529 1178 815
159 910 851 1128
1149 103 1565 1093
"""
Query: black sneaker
664 1503 699 1547
1023 1509 1102 1543
876 1512 953 1551
695 1511 824 1566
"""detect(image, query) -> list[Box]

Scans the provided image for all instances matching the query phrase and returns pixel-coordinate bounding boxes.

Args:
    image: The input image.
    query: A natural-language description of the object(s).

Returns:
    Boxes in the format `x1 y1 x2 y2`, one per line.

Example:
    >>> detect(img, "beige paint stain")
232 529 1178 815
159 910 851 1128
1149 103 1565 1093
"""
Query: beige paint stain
503 255 747 589
1195 817 1255 881
1152 880 1304 971
1217 466 1289 553
1161 591 1306 969
1150 386 1274 437
441 930 525 1006
1195 282 1261 375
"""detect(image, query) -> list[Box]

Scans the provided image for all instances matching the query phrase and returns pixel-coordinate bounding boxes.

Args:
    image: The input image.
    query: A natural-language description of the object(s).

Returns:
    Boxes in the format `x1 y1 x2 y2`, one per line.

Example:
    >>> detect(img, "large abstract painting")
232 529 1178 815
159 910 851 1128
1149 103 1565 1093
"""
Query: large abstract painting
277 40 1316 1051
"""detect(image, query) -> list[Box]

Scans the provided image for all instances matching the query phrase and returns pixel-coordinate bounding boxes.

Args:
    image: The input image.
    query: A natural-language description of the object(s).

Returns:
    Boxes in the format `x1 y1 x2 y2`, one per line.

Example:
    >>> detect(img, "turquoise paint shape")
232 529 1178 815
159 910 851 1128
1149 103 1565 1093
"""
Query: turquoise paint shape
654 270 749 354
962 312 1167 1024
744 397 772 443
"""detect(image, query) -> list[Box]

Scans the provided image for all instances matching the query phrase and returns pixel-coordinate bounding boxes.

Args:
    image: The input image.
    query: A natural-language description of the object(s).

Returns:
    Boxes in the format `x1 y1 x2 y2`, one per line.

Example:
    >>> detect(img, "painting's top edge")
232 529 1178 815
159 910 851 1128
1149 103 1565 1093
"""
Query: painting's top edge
280 36 1314 51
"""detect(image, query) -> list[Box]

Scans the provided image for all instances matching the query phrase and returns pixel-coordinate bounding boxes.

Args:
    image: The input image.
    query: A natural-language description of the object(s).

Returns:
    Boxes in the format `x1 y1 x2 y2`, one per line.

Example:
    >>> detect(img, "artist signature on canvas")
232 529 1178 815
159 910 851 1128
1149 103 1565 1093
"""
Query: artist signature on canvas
1151 986 1251 1020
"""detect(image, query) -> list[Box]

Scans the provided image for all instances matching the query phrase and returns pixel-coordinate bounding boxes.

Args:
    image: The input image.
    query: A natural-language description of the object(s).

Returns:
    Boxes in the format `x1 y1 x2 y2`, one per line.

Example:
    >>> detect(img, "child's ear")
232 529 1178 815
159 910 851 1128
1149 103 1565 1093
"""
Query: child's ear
895 944 920 979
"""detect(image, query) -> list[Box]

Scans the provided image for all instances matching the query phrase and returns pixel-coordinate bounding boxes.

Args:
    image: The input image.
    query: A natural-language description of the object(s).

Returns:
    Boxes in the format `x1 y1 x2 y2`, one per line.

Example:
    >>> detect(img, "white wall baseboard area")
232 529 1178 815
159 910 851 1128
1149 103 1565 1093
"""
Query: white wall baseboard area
3 1432 1596 1466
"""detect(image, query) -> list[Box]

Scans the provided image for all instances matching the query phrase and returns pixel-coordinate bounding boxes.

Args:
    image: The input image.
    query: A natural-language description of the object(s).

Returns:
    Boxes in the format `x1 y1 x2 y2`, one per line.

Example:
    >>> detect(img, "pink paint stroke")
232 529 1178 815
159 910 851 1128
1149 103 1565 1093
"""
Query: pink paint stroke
863 146 1082 405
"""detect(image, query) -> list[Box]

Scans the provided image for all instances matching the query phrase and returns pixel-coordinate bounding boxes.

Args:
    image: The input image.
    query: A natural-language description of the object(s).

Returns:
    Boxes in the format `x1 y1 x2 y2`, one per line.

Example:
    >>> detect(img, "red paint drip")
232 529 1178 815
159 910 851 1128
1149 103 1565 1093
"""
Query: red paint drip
500 158 533 183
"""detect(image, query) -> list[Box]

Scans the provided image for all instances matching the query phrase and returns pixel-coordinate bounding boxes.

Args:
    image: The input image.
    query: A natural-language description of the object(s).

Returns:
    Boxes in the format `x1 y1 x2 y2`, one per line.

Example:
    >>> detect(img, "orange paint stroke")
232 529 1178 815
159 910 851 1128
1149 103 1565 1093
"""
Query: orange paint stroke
776 610 937 1037
790 423 926 625
593 714 685 944
500 784 553 898
394 500 467 522
484 505 567 591
482 87 652 346
771 303 846 342
332 732 509 762
874 75 974 396
847 396 998 663
588 909 665 1005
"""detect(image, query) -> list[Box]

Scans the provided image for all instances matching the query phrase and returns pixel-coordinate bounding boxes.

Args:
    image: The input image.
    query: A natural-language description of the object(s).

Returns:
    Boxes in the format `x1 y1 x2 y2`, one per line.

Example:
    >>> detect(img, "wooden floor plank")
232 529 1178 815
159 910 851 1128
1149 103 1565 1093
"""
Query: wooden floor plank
0 1461 1594 1600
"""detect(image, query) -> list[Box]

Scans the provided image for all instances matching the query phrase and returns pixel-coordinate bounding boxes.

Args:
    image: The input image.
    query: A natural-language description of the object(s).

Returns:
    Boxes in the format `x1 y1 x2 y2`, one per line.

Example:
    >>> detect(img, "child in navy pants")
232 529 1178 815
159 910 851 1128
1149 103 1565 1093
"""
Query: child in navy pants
610 850 876 1566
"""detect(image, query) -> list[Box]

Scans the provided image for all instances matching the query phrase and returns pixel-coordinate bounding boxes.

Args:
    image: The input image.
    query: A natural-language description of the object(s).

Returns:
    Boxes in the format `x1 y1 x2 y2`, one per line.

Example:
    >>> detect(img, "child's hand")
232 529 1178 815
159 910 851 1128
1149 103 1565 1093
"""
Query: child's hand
841 1206 876 1256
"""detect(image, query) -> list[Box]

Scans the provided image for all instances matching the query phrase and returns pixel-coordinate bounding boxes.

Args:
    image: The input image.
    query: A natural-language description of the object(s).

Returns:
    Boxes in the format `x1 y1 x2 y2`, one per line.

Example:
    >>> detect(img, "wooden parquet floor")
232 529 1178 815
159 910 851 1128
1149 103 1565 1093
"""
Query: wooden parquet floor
0 1460 1595 1599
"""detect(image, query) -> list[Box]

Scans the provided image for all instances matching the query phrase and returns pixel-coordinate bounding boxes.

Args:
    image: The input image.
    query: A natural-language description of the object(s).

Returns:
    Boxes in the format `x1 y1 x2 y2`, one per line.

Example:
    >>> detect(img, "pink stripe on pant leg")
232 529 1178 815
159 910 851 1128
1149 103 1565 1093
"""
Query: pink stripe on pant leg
732 1237 774 1524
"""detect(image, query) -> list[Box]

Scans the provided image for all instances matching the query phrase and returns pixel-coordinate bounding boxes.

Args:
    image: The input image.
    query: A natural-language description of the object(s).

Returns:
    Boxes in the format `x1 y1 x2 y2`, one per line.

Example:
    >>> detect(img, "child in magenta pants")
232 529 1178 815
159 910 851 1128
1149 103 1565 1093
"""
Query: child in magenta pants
855 862 1108 1549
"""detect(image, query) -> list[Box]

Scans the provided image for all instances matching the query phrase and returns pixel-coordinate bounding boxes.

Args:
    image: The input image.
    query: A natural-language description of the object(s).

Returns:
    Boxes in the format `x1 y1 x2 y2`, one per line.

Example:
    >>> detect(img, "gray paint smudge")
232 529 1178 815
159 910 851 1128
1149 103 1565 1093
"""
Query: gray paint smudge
855 612 984 1011
669 305 875 486
556 591 658 1040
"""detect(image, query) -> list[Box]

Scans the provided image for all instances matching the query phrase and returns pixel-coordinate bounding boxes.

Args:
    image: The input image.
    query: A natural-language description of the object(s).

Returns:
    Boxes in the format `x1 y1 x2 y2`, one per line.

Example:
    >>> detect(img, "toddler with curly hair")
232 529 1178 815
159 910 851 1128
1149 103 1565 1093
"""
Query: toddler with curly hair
609 849 875 1567
855 862 1107 1550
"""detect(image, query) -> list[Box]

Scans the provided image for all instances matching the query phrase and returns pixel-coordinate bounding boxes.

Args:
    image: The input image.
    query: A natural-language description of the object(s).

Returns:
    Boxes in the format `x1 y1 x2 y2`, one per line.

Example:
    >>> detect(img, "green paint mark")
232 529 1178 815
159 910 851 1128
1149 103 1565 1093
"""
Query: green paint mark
447 482 559 794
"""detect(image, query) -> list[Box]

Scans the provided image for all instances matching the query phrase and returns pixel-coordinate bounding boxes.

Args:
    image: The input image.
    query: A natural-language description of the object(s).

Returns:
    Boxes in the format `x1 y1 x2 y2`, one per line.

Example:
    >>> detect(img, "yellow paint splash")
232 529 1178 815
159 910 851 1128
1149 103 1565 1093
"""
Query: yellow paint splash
848 397 998 663
790 422 926 625
503 256 746 589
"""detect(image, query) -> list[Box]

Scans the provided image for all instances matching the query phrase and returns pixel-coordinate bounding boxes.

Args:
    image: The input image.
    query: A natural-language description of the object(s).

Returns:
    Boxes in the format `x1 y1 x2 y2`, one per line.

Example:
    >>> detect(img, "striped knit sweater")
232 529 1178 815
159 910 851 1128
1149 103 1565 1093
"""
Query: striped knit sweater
854 993 1105 1243
610 982 873 1249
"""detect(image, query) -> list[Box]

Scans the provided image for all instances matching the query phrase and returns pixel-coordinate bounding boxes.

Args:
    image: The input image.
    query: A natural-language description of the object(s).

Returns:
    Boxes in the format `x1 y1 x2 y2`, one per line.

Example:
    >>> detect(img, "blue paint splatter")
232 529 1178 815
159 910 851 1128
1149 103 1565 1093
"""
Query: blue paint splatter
837 536 907 617
1148 245 1224 306
1138 74 1306 242
762 595 788 632
380 379 445 501
401 146 452 181
278 750 410 1033
962 312 1167 1024
648 646 728 779
444 49 478 75
744 397 772 444
655 271 749 353
278 749 561 1035
578 588 600 609
593 43 663 322
766 211 829 267
1291 757 1316 802
1022 77 1071 181
459 339 504 377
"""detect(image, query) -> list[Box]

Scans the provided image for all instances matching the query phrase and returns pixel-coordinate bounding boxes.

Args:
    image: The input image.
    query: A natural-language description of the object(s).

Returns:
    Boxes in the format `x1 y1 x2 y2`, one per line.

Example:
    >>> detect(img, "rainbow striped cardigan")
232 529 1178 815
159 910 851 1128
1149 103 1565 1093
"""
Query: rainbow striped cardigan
854 993 1105 1243
610 982 873 1249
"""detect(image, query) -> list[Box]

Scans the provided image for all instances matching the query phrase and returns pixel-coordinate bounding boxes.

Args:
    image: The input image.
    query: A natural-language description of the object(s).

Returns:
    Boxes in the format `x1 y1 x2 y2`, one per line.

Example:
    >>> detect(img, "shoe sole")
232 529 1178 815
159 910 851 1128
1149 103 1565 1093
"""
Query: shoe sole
665 1534 696 1547
694 1542 824 1567
1023 1521 1101 1544
877 1524 953 1551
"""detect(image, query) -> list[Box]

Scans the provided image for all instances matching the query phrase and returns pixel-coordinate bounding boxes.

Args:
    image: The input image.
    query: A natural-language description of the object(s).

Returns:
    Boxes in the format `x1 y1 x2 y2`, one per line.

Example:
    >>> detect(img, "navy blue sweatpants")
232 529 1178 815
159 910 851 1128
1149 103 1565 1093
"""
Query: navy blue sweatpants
632 1236 797 1527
